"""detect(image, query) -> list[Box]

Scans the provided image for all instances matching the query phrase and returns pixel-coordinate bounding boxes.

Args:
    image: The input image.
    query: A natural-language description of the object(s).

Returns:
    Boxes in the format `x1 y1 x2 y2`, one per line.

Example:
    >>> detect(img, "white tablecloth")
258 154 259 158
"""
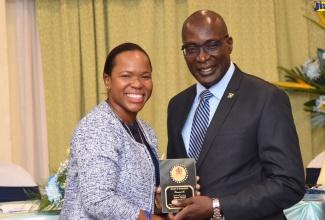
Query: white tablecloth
0 212 59 220
0 201 59 220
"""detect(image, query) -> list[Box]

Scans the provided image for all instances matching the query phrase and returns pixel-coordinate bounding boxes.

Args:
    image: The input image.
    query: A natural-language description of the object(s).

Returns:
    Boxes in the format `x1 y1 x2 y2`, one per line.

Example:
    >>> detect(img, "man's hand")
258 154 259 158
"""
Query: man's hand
156 176 201 215
195 176 201 196
171 196 214 220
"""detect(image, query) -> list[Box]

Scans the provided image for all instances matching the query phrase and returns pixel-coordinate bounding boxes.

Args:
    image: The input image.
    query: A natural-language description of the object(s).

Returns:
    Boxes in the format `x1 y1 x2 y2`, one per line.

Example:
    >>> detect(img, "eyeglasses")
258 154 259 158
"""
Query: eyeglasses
181 36 229 58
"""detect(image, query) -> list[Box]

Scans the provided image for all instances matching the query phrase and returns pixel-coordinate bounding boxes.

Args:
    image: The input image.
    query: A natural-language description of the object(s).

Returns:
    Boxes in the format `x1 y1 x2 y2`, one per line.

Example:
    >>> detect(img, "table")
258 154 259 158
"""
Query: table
0 212 59 220
1 198 323 220
0 201 59 220
284 194 324 220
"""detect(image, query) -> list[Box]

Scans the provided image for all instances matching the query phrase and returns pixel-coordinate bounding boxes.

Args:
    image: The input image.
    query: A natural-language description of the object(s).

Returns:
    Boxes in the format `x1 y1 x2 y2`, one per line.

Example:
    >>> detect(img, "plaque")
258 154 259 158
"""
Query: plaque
159 158 196 213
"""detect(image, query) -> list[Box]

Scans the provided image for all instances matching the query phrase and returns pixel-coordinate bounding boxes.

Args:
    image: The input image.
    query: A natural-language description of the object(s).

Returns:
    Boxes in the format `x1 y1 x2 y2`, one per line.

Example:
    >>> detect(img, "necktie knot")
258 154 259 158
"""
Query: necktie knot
200 90 213 102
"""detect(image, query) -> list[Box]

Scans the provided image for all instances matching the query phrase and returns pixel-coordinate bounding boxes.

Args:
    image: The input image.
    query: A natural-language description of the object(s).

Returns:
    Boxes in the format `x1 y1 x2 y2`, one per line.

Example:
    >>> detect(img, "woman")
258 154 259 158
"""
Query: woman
60 43 167 220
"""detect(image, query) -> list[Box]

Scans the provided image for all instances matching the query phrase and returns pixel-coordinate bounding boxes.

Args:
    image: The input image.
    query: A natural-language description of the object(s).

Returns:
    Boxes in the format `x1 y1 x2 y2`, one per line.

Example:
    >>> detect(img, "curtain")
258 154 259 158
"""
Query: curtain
1 0 49 182
35 0 325 169
0 2 11 161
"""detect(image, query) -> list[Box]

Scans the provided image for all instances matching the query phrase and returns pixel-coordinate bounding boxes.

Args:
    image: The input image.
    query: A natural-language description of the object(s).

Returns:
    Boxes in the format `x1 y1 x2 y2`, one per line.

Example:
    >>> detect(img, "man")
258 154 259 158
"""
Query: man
167 10 305 220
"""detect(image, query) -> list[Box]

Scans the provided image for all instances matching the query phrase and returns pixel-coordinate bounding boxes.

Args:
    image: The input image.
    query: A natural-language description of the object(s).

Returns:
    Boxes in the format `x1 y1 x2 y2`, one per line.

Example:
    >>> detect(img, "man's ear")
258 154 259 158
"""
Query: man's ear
227 37 233 54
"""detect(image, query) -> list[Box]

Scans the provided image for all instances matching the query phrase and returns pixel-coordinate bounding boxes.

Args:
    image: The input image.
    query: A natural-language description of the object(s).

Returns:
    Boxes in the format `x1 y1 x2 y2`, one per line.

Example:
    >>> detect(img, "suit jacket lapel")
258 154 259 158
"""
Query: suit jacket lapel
196 65 243 169
177 85 197 158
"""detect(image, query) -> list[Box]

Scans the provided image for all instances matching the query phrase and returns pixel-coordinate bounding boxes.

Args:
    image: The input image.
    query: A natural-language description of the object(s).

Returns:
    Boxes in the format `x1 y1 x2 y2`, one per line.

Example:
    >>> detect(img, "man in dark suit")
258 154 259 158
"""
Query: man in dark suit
167 10 305 220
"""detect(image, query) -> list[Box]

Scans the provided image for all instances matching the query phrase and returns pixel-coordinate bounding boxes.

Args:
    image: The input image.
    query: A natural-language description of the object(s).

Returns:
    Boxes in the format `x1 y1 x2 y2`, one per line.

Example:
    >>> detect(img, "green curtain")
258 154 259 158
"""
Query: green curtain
35 0 325 170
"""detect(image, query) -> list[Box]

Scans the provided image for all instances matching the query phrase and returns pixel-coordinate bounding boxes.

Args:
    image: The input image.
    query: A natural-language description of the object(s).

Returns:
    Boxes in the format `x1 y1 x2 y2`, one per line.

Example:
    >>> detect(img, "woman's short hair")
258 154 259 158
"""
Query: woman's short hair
103 43 152 77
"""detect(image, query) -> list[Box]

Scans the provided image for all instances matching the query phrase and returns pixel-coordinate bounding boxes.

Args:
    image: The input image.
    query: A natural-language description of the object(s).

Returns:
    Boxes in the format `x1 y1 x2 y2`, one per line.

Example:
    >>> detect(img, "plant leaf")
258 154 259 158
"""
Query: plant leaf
316 11 325 26
318 48 325 68
311 113 325 130
304 15 325 30
277 66 325 93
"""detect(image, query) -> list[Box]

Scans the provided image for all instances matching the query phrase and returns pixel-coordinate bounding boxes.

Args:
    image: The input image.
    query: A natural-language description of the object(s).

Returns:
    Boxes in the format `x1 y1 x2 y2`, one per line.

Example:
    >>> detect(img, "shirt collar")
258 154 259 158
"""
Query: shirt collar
196 62 235 100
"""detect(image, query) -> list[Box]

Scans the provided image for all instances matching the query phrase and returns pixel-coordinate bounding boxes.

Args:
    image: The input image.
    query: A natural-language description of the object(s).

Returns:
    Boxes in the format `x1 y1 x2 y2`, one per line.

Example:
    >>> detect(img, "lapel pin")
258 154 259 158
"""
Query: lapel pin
227 93 234 98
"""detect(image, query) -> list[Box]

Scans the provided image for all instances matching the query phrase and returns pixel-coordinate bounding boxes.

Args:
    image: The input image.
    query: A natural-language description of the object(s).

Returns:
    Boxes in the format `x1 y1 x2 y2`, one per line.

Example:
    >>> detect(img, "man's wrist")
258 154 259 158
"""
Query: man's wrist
211 198 223 220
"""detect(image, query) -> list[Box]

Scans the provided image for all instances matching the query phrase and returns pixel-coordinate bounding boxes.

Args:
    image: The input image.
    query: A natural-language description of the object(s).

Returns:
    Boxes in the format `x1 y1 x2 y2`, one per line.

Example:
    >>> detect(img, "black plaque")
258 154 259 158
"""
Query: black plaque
159 158 196 213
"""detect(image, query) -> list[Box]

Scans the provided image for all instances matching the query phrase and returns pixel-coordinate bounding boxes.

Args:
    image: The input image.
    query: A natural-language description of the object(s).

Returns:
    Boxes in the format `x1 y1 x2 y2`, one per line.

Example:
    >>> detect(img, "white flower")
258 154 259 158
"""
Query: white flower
313 95 325 113
45 174 63 205
57 159 68 175
303 58 321 80
43 160 68 206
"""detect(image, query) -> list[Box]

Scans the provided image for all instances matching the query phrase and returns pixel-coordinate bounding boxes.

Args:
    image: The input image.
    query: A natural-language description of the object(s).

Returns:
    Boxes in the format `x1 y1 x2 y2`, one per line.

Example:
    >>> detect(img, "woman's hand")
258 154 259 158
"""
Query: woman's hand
155 186 163 215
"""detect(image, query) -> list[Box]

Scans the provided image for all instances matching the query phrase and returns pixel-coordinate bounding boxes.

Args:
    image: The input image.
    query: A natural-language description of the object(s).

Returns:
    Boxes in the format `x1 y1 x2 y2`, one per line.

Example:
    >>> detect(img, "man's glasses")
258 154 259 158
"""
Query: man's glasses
181 36 229 58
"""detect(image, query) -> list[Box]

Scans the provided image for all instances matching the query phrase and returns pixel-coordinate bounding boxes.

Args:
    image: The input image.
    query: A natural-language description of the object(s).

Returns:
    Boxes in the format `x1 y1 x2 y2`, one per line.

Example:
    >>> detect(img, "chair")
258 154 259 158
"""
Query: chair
0 161 39 202
305 151 324 186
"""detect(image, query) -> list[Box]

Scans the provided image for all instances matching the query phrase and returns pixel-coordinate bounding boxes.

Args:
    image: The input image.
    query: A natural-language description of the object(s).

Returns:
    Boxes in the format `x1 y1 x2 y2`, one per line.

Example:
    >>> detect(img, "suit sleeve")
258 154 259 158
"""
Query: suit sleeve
220 88 305 219
167 99 178 158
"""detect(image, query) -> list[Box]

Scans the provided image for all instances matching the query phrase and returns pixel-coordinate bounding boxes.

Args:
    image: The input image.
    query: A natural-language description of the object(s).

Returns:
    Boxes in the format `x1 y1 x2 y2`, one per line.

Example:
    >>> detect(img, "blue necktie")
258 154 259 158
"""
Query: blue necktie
188 90 213 162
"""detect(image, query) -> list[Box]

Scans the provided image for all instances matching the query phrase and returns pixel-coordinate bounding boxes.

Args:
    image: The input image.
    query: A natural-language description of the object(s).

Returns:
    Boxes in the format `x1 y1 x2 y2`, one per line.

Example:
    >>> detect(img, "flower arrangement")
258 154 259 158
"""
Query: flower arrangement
274 10 325 130
41 159 68 211
275 49 325 129
26 150 69 213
